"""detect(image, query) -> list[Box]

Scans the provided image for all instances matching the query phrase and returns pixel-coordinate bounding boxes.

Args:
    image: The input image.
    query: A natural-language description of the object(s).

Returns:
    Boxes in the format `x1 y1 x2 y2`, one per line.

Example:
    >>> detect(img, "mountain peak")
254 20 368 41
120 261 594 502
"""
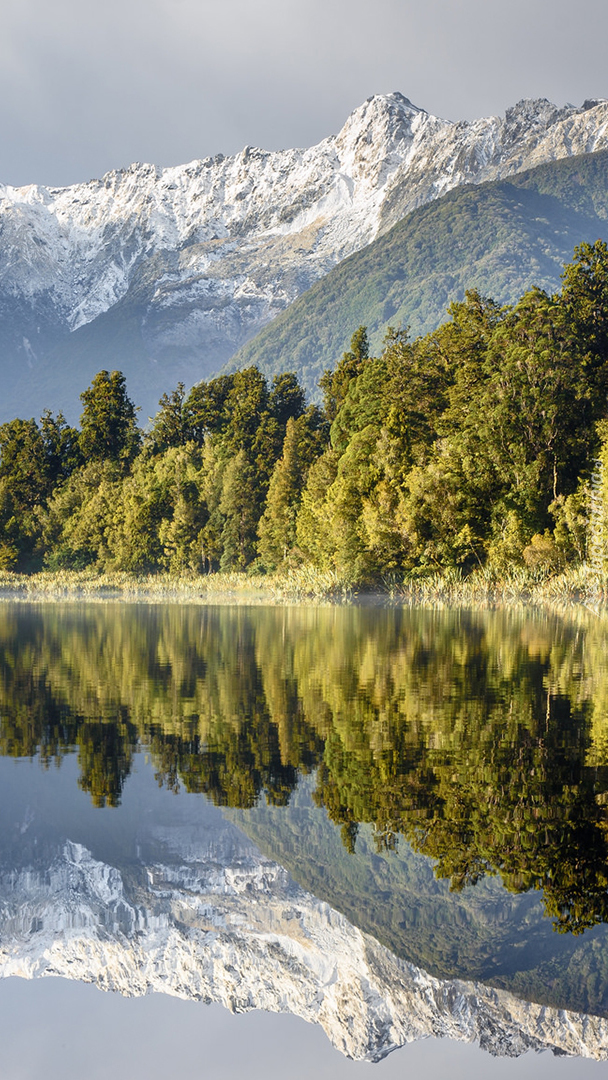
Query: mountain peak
2 90 608 421
334 91 440 167
367 91 425 113
343 91 430 129
581 97 608 111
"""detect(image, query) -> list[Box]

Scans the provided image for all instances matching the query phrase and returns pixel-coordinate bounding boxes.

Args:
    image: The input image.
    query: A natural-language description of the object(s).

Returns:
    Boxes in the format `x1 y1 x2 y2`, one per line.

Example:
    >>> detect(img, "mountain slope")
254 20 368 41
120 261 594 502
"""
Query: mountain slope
227 150 608 397
1 94 608 421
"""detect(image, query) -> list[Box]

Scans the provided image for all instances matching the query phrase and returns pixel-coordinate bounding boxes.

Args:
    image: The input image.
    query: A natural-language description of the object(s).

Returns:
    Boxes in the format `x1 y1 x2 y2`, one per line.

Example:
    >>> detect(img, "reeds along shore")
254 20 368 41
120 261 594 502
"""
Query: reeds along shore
0 564 606 609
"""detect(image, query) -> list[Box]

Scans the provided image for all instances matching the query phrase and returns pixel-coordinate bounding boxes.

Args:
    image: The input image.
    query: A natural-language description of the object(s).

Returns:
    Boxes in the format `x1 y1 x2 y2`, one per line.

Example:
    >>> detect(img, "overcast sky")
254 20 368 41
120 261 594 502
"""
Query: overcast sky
1 0 607 188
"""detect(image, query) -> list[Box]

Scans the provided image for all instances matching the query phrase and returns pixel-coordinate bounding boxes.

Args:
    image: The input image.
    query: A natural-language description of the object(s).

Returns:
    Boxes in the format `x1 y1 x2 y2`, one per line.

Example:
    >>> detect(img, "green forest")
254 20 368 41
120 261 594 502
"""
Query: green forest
2 240 608 581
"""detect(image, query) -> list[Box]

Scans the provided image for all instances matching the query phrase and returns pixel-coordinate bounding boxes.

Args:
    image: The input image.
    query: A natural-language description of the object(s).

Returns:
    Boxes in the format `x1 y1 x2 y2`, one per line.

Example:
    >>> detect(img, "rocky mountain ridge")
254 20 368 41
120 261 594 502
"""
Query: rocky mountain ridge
1 821 608 1063
227 149 608 394
1 92 608 420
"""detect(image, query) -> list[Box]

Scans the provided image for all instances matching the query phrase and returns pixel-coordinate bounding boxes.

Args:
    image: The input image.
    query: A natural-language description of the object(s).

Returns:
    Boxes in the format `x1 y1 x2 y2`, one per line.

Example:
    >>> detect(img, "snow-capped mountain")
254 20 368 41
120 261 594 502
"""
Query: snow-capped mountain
1 817 608 1063
1 92 608 421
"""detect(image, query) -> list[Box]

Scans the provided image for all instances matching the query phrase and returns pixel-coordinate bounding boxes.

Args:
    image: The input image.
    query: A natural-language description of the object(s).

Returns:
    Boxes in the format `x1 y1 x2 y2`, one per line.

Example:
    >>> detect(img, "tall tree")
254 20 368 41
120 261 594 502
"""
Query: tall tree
146 383 193 453
183 374 236 443
258 408 326 569
320 326 370 423
0 418 48 509
219 450 259 571
79 370 141 466
0 417 53 568
40 410 82 486
561 240 608 402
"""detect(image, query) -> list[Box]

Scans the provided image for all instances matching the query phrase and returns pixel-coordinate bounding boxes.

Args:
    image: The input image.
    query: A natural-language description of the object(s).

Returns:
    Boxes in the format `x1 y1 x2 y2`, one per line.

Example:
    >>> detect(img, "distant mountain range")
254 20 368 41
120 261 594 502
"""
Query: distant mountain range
229 150 608 397
1 93 608 421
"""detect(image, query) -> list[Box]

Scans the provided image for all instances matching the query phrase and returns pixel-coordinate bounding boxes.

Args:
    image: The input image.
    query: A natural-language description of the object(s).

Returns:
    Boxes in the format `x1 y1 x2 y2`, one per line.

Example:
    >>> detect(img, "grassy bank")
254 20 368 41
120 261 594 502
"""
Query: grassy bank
0 567 353 604
0 564 606 608
390 565 606 610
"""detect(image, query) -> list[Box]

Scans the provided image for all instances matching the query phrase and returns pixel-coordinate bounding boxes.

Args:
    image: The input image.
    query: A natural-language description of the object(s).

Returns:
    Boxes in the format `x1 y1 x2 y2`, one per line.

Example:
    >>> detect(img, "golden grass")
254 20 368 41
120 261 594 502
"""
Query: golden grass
0 563 605 609
392 564 606 610
0 567 354 605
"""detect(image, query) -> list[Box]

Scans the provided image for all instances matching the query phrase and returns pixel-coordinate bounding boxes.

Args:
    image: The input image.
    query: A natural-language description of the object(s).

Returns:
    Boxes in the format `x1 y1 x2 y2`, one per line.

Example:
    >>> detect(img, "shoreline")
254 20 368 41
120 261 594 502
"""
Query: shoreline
0 567 606 612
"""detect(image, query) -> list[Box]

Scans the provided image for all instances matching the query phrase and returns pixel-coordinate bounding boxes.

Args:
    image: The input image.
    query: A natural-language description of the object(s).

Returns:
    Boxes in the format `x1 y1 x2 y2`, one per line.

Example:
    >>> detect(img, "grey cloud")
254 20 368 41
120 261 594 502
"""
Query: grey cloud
0 0 606 187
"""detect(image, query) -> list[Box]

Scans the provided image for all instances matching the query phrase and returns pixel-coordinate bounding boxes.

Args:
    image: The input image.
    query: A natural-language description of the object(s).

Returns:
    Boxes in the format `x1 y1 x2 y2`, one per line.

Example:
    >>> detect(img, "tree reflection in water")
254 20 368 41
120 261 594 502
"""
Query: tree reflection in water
2 602 608 933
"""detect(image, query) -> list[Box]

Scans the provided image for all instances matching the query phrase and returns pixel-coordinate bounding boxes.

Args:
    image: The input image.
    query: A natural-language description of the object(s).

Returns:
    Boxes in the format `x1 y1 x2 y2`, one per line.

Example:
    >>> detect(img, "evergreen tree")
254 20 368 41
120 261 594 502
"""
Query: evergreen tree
561 240 608 401
320 326 370 423
219 450 259 570
43 461 120 570
295 450 339 569
0 417 53 568
198 439 227 572
156 445 209 572
79 370 141 466
0 418 48 509
323 426 381 578
267 372 306 428
146 383 192 453
40 410 82 486
184 374 236 443
258 409 326 569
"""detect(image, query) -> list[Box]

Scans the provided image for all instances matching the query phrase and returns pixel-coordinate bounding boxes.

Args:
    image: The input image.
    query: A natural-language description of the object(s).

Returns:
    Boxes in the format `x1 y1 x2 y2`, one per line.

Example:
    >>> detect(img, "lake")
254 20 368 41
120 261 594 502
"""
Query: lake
1 601 608 1078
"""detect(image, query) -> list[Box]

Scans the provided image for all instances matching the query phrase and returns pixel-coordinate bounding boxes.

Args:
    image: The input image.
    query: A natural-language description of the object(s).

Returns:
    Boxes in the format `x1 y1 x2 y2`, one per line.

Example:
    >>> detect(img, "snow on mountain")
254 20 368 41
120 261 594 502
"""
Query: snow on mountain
1 93 608 420
1 819 607 1063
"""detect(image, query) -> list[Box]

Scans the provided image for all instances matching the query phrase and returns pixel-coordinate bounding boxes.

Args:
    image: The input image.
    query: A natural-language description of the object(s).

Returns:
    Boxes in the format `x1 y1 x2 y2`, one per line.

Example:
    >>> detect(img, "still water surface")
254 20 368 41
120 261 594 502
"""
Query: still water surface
1 601 608 1077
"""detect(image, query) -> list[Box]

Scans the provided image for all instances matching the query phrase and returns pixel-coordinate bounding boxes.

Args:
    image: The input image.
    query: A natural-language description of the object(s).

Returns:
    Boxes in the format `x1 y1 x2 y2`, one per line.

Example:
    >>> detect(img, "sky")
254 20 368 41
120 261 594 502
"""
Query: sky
1 978 606 1080
0 0 607 188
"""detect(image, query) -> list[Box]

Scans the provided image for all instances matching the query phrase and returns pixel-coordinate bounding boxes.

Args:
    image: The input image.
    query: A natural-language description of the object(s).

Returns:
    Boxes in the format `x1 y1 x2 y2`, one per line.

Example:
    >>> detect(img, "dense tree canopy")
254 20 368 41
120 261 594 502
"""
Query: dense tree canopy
2 242 608 576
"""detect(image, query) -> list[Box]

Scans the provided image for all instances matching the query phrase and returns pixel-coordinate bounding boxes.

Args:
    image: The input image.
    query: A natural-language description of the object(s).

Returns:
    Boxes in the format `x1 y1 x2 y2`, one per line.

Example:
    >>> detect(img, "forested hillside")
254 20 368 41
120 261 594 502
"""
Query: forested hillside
2 241 608 581
228 151 608 398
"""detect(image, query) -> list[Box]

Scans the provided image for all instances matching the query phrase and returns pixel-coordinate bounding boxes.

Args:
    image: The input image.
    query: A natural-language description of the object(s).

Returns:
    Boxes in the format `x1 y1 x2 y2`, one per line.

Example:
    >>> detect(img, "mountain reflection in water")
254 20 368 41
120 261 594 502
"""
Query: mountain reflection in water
2 601 608 1055
1 755 608 1065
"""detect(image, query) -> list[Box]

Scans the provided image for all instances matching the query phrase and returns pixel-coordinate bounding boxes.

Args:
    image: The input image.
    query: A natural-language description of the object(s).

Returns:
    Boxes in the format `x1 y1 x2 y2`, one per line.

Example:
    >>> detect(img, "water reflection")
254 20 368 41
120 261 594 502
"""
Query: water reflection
3 601 608 1055
0 755 607 1065
2 604 608 932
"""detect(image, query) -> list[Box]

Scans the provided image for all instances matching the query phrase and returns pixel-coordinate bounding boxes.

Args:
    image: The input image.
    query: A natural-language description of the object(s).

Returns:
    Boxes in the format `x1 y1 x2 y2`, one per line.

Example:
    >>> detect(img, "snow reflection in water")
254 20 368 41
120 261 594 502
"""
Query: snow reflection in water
1 602 608 1067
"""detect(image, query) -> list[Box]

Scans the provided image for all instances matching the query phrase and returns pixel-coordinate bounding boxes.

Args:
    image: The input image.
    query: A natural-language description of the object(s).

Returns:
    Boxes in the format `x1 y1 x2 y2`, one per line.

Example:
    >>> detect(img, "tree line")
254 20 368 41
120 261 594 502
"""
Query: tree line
2 240 608 577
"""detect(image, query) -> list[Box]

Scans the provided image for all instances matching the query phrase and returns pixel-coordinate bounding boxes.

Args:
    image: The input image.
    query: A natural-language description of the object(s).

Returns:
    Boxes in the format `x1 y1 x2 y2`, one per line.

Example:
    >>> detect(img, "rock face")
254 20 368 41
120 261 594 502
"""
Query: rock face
1 816 607 1063
1 93 608 420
